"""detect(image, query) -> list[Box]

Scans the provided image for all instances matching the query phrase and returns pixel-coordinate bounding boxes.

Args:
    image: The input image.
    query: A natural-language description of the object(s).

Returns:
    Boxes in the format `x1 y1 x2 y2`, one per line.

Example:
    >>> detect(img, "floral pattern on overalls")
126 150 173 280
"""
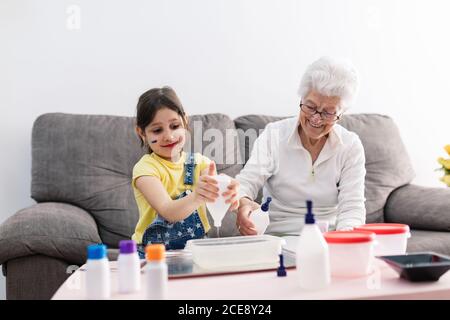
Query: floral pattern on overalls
138 153 206 258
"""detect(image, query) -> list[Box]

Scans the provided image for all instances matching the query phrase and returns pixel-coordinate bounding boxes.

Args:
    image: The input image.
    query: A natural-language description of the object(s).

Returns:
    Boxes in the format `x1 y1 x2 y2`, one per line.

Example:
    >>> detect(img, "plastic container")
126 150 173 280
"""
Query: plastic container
86 244 110 300
296 200 330 290
205 175 231 227
324 231 376 277
185 235 285 269
354 223 411 256
118 240 141 294
249 197 272 235
144 244 168 300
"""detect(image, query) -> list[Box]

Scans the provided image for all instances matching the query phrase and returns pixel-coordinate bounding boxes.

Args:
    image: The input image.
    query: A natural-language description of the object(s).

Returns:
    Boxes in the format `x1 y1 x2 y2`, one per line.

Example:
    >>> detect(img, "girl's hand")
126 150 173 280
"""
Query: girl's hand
221 177 240 211
236 197 259 236
193 161 219 203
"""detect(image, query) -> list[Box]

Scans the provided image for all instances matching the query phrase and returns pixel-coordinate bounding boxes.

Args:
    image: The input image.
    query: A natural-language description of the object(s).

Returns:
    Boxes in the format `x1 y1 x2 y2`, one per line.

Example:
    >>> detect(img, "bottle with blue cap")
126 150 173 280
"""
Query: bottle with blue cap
86 244 110 299
249 197 272 235
296 200 330 290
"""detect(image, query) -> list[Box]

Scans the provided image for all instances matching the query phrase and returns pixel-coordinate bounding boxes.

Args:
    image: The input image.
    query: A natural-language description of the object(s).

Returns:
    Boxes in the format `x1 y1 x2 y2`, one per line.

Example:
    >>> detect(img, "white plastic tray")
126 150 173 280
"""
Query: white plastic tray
185 235 286 269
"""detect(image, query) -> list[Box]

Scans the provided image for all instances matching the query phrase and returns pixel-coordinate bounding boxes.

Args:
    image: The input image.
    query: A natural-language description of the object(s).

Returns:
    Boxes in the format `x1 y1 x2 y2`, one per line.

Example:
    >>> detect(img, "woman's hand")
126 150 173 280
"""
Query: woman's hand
193 162 219 204
236 197 260 235
221 177 240 211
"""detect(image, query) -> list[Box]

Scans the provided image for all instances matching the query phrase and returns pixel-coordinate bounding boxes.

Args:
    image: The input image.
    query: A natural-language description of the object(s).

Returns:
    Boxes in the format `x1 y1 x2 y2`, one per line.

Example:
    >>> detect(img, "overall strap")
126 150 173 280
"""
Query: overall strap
183 153 196 186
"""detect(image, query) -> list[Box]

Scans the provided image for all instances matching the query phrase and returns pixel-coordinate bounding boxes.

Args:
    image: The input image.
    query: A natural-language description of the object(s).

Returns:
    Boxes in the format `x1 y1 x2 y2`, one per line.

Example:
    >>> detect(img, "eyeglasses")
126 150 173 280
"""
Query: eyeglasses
299 103 341 122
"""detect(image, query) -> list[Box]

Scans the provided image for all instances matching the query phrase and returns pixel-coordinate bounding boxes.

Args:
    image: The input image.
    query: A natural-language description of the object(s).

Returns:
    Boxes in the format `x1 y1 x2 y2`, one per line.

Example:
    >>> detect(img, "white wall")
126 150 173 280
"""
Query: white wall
1 0 448 299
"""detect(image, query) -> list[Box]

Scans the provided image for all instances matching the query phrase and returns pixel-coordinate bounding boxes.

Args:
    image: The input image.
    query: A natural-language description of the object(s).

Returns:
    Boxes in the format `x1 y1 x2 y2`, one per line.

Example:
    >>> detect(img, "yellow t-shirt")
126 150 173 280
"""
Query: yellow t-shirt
131 151 212 244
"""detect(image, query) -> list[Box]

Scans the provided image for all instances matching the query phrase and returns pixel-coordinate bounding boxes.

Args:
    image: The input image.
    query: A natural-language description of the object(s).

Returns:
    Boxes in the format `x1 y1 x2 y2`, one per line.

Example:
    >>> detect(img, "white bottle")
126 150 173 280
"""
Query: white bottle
205 174 231 227
144 244 168 300
86 244 111 300
296 200 330 290
249 197 272 235
118 240 141 294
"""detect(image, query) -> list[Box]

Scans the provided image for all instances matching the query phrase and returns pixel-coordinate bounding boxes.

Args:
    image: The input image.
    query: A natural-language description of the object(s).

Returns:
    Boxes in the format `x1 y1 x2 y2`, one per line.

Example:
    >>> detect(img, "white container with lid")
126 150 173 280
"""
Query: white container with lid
354 223 411 256
185 235 285 269
324 231 376 277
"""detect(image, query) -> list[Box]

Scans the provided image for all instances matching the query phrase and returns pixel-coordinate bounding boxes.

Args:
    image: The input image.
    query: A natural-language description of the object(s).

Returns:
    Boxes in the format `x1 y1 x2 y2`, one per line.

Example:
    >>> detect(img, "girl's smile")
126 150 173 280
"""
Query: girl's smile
161 139 181 149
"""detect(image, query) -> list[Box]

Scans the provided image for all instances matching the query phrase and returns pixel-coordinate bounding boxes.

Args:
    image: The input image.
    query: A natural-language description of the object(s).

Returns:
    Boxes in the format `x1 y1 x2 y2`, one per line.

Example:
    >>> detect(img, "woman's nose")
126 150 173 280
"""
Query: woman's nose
310 113 323 123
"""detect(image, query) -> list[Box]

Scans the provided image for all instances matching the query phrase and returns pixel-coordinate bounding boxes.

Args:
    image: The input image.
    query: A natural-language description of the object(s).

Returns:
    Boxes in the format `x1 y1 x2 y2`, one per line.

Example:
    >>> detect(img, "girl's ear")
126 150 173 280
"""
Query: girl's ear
135 126 146 143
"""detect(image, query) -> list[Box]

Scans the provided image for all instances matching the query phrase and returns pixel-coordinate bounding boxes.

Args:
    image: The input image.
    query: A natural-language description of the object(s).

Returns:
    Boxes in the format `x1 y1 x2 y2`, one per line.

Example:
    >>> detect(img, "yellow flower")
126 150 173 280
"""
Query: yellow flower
438 157 450 170
445 145 450 156
443 175 450 187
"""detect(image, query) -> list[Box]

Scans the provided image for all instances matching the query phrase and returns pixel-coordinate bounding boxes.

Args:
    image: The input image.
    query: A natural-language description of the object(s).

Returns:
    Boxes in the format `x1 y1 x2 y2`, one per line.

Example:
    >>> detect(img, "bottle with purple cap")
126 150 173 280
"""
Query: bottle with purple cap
118 240 141 293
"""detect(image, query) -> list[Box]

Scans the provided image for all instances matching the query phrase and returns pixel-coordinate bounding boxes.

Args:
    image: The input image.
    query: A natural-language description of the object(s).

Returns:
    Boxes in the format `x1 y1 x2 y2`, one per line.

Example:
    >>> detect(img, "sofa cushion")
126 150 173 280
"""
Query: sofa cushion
32 113 144 247
338 114 415 222
408 230 450 256
233 113 415 223
385 184 450 231
187 113 243 174
0 202 101 265
234 115 288 164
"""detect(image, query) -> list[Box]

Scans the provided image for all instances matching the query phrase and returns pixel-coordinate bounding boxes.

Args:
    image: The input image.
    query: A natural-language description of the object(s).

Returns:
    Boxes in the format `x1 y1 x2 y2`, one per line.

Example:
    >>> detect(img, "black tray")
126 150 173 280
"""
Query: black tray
377 252 450 282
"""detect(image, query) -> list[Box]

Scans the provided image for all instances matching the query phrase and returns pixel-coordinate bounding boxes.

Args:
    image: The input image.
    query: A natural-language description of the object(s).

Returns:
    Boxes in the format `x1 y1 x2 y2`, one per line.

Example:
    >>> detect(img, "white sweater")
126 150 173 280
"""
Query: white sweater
236 117 366 236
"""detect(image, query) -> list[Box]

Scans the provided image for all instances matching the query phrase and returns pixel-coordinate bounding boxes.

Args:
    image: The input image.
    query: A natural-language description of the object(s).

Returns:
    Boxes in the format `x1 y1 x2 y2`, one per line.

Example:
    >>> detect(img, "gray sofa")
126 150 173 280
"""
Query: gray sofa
1 112 449 300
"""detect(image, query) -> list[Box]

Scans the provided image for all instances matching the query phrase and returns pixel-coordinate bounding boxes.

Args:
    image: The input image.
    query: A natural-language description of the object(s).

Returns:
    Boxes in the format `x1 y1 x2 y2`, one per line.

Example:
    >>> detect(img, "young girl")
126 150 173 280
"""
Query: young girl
132 86 239 256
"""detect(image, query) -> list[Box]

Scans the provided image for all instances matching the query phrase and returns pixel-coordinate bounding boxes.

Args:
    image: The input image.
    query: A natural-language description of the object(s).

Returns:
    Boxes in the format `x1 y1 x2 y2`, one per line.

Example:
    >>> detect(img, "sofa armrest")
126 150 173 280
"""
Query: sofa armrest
0 202 102 266
385 184 450 231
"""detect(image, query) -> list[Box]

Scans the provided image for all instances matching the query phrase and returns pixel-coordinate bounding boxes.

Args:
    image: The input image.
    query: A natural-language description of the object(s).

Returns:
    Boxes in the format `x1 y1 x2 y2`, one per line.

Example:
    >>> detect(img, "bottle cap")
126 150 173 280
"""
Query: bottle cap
261 197 272 212
145 244 165 261
277 254 287 277
87 244 107 260
119 240 137 254
305 200 315 224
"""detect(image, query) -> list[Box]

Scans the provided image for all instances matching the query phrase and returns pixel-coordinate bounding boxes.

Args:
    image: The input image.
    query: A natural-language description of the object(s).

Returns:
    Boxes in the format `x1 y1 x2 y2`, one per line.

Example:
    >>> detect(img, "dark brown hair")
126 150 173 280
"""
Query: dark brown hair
135 86 188 151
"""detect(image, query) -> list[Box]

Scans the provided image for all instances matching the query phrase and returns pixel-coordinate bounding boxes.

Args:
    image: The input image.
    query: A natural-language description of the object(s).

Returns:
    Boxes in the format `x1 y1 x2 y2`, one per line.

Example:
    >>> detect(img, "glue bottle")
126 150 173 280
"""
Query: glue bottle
296 200 330 290
249 197 272 235
118 240 141 293
144 244 168 300
86 244 110 299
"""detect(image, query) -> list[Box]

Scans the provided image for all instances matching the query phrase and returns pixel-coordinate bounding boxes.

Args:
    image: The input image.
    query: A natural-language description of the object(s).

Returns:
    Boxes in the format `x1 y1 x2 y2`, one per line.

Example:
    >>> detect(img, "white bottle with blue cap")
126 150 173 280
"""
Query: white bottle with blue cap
86 244 111 300
249 197 272 235
296 200 330 290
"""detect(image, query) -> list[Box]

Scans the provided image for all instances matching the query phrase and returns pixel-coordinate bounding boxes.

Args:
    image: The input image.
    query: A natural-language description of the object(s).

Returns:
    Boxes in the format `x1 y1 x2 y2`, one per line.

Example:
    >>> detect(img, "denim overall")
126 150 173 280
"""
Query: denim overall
137 153 206 259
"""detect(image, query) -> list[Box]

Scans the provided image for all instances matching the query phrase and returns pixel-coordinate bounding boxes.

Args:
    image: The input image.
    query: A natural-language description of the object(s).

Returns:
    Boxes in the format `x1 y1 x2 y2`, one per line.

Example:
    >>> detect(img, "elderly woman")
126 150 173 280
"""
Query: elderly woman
236 57 366 242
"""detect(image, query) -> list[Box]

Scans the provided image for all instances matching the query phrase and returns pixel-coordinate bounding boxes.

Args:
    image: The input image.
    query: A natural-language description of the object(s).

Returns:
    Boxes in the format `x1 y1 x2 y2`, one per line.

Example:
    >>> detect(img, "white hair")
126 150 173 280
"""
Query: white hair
298 56 359 109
